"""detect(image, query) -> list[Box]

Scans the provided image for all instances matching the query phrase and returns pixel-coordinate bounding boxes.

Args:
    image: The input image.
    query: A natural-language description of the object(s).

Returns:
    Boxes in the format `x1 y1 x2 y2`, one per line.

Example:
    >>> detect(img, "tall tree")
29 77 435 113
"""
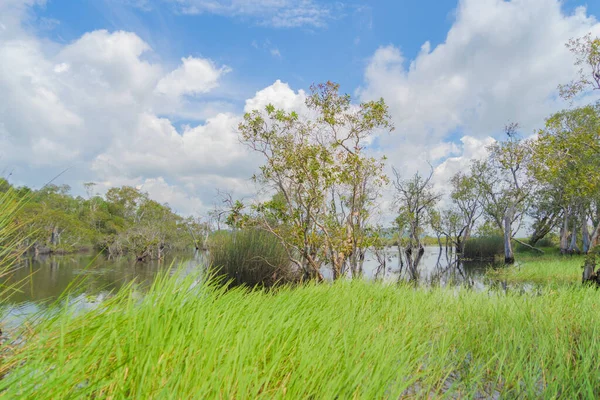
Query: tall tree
239 81 393 280
473 124 534 264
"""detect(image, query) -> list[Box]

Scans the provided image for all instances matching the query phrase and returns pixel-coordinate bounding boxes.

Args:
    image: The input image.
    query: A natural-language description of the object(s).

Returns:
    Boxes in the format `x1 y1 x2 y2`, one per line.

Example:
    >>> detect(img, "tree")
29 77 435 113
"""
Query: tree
532 105 600 253
473 124 534 264
559 34 600 101
447 170 482 255
392 168 440 278
526 185 563 247
239 81 393 280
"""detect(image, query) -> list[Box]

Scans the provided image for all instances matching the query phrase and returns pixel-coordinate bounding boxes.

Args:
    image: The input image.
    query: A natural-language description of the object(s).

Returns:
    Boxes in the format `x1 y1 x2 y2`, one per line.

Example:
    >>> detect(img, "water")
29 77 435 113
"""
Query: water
322 246 493 288
0 251 206 329
0 247 495 330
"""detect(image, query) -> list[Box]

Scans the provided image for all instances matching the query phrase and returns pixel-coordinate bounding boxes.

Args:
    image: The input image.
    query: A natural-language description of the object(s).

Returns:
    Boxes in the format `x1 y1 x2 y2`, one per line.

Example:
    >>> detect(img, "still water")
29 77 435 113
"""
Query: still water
1 247 494 329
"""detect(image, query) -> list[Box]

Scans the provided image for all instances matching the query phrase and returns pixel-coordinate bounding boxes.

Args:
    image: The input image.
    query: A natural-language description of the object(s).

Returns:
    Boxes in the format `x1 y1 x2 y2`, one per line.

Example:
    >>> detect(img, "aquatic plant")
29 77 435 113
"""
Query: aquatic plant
208 229 298 288
462 236 504 260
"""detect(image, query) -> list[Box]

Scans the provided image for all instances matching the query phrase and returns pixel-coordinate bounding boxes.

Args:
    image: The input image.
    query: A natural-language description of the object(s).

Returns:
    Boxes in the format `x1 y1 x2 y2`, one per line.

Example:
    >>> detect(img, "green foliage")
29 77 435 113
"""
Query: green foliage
4 181 194 259
463 236 504 260
209 229 298 288
558 34 600 100
4 274 600 398
536 235 557 248
239 81 393 279
533 104 600 203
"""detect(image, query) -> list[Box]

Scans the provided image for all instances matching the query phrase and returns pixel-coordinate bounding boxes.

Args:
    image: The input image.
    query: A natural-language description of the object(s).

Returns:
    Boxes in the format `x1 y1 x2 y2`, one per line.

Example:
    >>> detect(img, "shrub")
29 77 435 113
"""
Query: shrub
208 229 298 288
536 235 557 248
462 236 504 260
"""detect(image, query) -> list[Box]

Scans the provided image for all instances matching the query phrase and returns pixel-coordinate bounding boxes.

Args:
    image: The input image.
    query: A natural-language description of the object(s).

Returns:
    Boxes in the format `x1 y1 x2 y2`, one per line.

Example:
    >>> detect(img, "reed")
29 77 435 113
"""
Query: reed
462 236 504 260
208 229 298 288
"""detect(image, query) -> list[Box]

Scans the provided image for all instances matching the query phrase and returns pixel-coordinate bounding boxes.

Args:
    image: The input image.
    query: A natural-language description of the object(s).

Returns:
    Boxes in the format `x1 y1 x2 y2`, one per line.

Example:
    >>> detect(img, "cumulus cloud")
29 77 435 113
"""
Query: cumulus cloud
0 2 260 215
3 0 600 221
0 0 316 215
244 79 307 113
155 56 230 99
360 0 600 179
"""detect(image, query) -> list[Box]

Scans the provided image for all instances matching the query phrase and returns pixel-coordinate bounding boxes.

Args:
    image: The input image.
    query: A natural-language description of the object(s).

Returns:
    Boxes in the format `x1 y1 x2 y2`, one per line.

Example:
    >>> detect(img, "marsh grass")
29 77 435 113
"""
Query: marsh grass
209 229 298 288
488 256 585 284
463 236 504 260
0 188 33 299
2 271 600 399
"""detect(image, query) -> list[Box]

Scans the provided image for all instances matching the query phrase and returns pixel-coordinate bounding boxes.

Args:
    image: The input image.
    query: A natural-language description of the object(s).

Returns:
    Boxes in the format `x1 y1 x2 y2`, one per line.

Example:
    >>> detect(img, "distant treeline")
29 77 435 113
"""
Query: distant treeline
2 179 207 261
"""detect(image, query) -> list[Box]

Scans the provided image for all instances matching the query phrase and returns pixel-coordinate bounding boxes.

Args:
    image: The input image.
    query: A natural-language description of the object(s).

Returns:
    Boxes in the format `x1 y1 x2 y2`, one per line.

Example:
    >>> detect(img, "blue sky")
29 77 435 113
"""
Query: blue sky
2 0 600 214
33 0 462 108
33 0 599 98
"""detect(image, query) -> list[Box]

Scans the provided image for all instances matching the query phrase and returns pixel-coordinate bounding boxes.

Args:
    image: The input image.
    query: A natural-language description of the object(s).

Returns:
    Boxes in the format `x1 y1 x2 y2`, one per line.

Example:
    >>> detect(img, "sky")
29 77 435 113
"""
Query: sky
1 0 600 218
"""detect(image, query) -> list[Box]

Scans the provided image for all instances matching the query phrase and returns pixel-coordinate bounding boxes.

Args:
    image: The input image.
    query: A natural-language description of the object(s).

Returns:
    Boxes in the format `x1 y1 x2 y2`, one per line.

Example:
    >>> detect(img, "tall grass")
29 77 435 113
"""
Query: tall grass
487 257 584 284
209 229 298 288
462 236 504 260
2 272 600 398
0 188 31 298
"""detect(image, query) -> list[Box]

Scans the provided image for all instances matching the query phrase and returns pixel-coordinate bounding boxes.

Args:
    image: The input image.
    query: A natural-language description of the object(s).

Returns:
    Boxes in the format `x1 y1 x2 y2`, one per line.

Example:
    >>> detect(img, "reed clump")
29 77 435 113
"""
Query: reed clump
462 236 504 260
208 229 298 288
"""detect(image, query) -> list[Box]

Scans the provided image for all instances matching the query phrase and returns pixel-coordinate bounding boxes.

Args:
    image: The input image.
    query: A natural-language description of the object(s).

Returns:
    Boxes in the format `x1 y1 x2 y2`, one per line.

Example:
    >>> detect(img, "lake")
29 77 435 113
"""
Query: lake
0 247 496 329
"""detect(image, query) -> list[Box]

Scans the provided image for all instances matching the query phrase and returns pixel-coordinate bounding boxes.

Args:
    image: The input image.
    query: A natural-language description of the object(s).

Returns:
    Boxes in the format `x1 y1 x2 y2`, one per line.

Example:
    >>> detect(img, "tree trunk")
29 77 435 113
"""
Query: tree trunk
503 211 515 264
568 225 580 254
404 245 424 280
50 226 60 248
590 220 600 250
582 219 591 254
559 208 570 255
528 214 556 247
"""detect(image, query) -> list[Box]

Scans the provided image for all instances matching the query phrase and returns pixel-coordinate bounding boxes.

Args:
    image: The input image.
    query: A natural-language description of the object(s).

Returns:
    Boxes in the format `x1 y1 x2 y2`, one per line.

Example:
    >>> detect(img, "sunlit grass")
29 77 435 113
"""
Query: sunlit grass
0 188 32 298
488 256 584 284
2 272 600 398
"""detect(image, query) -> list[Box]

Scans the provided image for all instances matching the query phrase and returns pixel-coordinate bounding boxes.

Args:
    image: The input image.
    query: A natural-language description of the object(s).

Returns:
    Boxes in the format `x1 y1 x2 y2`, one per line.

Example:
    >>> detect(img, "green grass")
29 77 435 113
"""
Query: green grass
208 229 298 288
487 255 585 284
3 271 600 398
0 188 32 298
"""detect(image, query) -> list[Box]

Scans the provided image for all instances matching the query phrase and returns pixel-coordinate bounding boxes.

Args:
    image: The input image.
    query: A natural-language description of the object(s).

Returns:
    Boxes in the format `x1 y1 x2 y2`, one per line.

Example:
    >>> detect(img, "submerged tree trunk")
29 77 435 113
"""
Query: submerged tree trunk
50 226 60 247
404 245 424 281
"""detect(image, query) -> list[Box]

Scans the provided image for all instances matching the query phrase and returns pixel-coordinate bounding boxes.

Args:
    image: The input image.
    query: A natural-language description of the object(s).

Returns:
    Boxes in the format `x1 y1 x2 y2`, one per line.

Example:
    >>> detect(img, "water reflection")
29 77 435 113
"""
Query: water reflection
2 251 206 304
320 246 494 288
0 247 524 332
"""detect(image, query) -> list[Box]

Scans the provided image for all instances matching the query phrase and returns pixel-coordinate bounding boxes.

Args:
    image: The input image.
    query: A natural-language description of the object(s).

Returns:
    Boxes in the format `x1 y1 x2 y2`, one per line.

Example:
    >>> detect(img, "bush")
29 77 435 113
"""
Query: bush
462 236 504 260
208 229 298 288
536 235 557 248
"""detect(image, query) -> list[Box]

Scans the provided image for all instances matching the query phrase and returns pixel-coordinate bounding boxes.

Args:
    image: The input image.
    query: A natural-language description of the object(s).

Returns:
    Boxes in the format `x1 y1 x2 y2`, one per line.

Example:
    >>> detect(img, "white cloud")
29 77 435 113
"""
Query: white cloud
3 0 600 221
168 0 340 28
360 0 600 179
155 56 230 99
433 135 495 189
0 2 255 215
244 79 307 113
0 0 315 215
